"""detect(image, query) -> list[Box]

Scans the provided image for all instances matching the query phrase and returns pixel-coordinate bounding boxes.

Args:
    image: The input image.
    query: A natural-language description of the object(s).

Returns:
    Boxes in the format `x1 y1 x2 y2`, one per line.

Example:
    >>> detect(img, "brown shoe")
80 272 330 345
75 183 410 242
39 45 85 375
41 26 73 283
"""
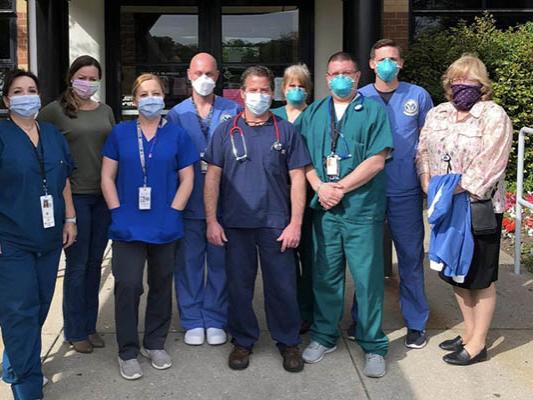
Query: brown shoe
280 346 304 373
88 333 106 348
70 340 93 354
228 346 251 370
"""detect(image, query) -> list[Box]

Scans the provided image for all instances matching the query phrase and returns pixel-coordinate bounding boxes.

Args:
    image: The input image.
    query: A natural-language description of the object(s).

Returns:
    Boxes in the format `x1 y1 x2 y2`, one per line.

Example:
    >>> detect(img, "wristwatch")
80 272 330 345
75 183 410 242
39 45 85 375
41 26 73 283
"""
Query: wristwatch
65 217 77 224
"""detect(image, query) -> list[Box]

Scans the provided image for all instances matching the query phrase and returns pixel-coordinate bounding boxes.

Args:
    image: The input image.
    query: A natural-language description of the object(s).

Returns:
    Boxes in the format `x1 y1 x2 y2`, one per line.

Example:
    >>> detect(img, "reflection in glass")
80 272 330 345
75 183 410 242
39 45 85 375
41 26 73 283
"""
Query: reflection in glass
412 0 482 10
222 7 299 64
120 6 199 111
0 0 14 11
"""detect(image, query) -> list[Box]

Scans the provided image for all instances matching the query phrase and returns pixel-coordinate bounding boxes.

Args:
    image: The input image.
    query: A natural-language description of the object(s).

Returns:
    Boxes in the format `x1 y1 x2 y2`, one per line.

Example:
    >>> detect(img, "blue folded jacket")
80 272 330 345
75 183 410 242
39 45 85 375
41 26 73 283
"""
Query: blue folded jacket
427 174 474 283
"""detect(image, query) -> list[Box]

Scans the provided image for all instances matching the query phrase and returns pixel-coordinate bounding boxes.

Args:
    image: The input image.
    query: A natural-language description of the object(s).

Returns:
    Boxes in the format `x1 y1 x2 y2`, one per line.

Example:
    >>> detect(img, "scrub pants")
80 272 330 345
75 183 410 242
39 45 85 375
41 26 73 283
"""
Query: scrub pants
0 241 61 400
296 208 314 324
63 194 110 342
351 194 429 331
174 218 227 330
112 240 178 361
311 211 389 356
225 228 301 349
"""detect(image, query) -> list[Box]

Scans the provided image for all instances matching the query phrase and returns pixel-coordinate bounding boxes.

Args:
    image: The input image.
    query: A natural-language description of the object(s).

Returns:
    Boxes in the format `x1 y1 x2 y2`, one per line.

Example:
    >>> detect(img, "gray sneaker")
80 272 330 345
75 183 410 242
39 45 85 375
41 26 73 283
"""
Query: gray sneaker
363 353 386 378
302 340 337 363
140 348 172 370
118 357 143 380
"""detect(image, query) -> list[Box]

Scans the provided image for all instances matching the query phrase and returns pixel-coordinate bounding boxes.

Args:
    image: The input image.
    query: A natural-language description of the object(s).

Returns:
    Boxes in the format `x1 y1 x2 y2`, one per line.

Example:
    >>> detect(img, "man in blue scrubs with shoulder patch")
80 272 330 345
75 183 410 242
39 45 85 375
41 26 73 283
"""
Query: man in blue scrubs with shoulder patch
348 39 433 349
204 65 311 373
167 53 240 347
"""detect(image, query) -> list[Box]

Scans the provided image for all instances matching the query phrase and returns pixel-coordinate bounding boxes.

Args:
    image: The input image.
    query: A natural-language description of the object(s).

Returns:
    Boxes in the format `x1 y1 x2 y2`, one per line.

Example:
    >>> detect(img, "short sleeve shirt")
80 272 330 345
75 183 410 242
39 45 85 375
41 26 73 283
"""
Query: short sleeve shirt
0 120 73 252
102 120 199 243
204 114 311 229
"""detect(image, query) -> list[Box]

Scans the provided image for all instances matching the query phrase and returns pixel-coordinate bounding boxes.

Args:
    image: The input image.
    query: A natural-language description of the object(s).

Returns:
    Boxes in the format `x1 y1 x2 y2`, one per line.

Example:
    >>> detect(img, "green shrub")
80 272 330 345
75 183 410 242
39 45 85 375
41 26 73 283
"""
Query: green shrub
403 13 533 191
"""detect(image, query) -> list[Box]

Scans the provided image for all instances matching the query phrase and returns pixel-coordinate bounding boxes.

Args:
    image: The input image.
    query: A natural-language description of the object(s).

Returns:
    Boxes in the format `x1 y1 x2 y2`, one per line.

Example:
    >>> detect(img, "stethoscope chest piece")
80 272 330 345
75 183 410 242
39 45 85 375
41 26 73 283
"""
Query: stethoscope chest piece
272 141 283 151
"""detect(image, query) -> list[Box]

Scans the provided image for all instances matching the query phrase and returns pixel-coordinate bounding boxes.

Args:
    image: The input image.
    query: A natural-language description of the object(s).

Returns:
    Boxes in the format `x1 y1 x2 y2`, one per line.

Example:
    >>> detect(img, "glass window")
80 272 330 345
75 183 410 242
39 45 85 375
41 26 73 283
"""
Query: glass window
222 6 298 64
412 0 482 10
221 6 299 106
0 18 10 60
120 6 199 112
0 1 14 12
486 0 533 8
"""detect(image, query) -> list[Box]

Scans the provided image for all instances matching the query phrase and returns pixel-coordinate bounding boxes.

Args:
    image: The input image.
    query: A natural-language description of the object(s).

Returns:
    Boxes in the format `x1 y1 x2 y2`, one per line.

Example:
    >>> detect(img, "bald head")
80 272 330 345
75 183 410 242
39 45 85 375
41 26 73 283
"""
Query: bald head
188 52 219 84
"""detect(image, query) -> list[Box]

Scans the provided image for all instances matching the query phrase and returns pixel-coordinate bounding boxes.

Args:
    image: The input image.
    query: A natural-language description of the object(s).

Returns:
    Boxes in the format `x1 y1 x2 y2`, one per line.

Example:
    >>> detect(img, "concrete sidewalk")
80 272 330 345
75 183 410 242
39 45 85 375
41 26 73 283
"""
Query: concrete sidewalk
1 246 533 400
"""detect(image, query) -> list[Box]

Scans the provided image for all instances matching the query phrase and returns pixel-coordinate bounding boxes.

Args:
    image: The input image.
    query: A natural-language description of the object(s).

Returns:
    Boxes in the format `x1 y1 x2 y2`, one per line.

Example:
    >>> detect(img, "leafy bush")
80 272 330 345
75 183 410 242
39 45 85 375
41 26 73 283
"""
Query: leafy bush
403 13 533 191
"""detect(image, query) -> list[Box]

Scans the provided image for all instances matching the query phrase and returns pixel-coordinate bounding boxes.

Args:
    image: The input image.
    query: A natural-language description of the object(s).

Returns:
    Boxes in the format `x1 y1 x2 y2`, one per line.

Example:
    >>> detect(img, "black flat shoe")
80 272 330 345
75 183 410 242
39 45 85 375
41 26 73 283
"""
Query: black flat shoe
439 335 463 351
443 347 487 365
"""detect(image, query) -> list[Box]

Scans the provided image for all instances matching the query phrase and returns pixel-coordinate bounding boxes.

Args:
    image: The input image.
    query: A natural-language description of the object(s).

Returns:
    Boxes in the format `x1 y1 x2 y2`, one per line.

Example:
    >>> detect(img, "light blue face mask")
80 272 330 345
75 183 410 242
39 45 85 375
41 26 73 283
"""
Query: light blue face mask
329 75 354 99
138 96 165 119
376 58 399 83
286 87 306 105
245 92 272 116
9 94 41 119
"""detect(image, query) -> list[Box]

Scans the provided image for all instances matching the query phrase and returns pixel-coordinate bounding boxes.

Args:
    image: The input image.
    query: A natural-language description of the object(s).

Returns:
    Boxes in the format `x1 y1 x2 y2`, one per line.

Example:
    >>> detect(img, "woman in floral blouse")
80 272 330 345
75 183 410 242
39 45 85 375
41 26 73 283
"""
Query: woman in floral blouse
416 54 513 366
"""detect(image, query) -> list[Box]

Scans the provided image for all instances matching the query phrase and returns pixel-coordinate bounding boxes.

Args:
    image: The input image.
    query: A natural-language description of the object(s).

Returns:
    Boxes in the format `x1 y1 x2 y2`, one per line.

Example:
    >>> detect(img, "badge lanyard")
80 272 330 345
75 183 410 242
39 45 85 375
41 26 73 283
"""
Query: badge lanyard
15 120 55 228
229 112 282 162
325 98 355 180
137 119 164 210
192 97 215 173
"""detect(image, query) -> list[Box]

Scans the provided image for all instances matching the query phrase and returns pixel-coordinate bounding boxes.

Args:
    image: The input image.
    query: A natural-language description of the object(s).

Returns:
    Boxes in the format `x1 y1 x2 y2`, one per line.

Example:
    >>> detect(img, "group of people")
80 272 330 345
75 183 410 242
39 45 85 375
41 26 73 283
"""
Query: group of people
0 37 512 399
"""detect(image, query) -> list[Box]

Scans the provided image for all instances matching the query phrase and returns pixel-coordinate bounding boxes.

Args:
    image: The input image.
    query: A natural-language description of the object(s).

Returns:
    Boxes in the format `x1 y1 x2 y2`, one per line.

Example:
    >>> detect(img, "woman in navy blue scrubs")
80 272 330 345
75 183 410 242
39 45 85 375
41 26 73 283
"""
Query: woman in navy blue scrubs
0 69 76 400
101 73 197 380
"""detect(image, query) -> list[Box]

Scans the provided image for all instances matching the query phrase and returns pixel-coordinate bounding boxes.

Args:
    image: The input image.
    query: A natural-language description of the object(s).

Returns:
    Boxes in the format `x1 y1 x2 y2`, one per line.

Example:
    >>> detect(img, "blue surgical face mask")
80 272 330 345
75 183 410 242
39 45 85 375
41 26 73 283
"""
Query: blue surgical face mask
138 96 165 119
376 58 399 83
329 75 354 99
9 94 41 119
245 92 272 116
286 87 306 106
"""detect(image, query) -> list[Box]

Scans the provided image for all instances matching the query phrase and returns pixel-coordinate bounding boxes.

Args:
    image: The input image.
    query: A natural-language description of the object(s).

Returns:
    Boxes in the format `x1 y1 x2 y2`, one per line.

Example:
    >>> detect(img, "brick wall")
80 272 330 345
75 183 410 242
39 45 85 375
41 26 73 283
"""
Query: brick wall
16 0 28 70
383 0 410 51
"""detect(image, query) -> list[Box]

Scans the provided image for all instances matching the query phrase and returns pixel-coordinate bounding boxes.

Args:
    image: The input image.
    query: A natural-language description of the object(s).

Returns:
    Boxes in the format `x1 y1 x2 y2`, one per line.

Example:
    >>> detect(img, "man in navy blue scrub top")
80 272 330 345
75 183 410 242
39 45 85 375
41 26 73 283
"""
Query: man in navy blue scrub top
203 65 311 373
167 53 240 347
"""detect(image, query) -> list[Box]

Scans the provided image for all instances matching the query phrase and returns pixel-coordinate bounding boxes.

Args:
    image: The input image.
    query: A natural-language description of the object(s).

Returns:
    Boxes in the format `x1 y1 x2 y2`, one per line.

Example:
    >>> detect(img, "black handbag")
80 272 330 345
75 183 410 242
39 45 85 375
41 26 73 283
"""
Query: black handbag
470 199 498 235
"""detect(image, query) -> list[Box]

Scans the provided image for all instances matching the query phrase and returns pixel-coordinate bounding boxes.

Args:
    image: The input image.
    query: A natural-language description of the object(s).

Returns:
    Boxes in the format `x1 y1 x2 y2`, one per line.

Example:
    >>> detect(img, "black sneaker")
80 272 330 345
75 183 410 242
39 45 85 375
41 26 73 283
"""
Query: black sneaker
346 322 356 341
405 329 427 349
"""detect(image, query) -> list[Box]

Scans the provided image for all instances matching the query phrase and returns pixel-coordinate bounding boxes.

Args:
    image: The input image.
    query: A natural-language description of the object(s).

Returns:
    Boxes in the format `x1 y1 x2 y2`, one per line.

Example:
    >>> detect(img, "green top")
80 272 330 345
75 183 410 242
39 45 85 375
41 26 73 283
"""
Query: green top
271 105 304 125
38 100 115 194
296 95 394 222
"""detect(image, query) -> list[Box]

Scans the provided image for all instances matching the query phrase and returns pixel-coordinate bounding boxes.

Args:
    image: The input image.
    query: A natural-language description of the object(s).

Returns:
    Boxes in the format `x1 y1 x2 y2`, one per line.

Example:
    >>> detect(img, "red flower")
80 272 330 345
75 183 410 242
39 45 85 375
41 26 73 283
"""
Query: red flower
502 217 516 233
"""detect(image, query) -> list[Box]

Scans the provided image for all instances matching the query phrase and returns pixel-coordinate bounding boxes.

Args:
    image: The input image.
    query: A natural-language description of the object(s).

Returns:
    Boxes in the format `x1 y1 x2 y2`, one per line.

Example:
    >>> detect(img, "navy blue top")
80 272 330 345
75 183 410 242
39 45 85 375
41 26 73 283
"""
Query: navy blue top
167 96 241 219
102 120 199 243
204 115 311 229
0 120 73 252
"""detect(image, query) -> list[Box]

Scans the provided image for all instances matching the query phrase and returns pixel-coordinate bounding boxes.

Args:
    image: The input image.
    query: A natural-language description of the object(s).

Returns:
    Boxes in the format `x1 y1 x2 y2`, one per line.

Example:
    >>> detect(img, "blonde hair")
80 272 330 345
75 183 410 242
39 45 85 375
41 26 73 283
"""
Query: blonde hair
281 63 312 100
131 73 166 97
442 54 492 101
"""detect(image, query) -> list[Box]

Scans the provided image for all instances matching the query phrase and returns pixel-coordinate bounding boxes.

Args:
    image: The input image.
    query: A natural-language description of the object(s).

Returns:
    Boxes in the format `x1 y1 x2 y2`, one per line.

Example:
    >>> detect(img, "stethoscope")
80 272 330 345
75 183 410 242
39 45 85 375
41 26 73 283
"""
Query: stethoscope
327 93 365 160
229 111 282 161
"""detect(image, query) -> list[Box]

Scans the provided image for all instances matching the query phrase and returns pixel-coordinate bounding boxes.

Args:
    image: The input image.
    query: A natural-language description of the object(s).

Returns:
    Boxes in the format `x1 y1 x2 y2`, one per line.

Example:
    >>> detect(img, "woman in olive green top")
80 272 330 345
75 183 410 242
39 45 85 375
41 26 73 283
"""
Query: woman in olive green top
38 55 115 354
271 63 312 124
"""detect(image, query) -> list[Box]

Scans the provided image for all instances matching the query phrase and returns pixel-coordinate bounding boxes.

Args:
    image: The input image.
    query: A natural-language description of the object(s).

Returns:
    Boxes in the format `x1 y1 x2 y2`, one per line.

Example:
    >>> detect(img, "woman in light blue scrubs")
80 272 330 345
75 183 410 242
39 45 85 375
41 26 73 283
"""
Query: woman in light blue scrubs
0 69 76 400
101 73 198 380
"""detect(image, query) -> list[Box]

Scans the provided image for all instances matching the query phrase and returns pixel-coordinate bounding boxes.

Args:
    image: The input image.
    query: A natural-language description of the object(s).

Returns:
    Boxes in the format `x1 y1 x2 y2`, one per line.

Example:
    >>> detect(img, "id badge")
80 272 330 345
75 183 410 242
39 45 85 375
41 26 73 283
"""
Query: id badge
200 152 208 174
326 155 340 178
138 186 152 210
40 194 55 228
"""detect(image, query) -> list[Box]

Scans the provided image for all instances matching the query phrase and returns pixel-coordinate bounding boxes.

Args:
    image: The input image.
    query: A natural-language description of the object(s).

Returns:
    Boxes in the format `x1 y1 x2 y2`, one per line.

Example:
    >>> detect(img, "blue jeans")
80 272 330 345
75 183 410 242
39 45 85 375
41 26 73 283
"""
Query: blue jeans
63 194 110 342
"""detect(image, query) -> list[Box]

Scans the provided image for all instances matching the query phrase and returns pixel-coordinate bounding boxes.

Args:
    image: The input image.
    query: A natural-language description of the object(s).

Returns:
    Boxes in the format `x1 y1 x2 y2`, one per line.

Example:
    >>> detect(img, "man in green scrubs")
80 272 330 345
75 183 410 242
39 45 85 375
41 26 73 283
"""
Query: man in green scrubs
298 52 393 378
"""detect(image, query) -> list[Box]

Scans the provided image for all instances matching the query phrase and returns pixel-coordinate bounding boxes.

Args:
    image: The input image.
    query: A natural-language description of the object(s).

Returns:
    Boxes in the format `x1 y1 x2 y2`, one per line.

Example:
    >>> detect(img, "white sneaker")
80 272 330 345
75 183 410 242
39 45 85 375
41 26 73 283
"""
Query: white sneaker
206 328 227 345
184 328 205 345
363 353 386 378
43 375 49 387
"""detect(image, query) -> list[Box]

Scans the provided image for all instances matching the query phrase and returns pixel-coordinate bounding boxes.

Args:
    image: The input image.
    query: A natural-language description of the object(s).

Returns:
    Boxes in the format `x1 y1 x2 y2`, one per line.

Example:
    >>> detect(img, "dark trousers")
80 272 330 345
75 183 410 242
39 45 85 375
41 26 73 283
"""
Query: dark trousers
63 194 110 342
112 240 178 360
225 228 301 350
0 241 61 400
